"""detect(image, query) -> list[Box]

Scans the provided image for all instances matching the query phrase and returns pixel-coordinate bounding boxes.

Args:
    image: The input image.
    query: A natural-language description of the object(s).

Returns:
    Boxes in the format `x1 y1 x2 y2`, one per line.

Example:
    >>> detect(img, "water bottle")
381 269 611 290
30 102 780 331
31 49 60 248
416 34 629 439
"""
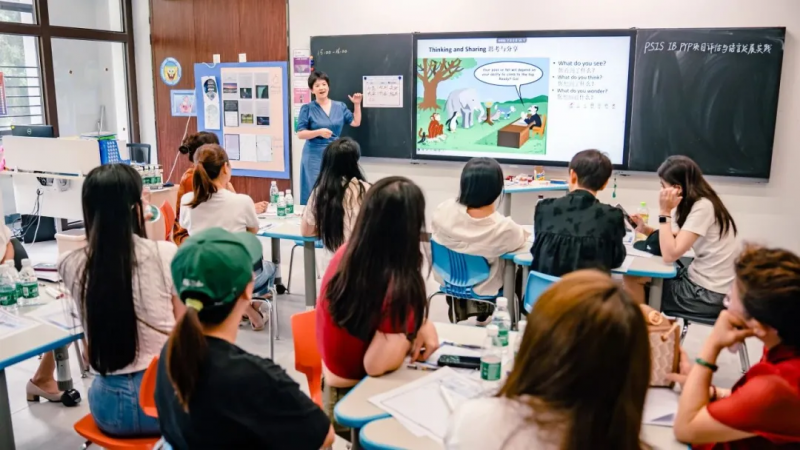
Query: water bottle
19 259 39 304
637 202 650 241
491 297 511 352
154 165 163 190
277 192 287 219
514 319 527 360
270 181 279 204
481 324 503 388
285 189 294 215
0 263 17 310
5 261 22 306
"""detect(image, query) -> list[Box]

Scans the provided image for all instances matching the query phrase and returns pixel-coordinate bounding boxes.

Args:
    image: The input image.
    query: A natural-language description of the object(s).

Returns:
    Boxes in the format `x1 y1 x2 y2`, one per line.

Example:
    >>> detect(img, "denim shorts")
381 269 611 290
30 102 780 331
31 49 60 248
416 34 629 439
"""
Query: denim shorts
88 370 160 438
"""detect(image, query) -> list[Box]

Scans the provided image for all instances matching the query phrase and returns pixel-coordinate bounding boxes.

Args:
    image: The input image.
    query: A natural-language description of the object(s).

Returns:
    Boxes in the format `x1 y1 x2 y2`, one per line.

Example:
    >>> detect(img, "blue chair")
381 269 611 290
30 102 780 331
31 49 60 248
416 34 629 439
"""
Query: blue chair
522 271 560 314
287 239 324 294
429 240 501 323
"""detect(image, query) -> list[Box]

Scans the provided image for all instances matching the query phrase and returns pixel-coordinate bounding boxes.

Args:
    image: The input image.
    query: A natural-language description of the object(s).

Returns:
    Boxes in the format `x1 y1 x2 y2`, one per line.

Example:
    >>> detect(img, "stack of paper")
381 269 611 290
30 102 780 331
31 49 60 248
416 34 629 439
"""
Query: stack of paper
26 300 82 333
643 388 679 427
0 310 38 339
369 367 484 443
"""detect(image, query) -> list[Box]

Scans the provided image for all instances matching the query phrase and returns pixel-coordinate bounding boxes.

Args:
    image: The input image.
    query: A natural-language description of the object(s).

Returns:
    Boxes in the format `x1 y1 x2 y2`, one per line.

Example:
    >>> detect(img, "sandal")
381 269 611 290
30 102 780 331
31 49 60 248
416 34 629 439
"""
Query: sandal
248 303 269 331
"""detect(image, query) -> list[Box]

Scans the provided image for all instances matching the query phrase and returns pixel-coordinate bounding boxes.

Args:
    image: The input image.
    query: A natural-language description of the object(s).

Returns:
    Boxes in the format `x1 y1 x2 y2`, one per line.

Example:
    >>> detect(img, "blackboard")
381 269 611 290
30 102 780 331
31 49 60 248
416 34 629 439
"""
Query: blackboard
310 34 414 159
629 28 785 178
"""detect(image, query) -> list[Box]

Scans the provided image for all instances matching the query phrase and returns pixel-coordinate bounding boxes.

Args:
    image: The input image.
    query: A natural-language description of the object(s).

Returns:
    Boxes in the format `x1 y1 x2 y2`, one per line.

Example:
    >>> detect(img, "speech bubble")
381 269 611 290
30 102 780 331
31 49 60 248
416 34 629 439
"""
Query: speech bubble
474 61 543 105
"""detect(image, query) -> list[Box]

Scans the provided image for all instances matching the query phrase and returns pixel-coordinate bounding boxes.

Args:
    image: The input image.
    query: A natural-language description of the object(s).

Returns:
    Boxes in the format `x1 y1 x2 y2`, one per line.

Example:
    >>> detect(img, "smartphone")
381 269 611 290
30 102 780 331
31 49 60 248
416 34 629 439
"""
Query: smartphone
616 204 639 229
437 355 481 370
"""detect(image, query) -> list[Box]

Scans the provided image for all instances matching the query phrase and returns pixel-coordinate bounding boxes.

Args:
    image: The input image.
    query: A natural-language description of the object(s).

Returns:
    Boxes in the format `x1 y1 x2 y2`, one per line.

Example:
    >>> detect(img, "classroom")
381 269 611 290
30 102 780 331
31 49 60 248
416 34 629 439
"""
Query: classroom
0 0 799 449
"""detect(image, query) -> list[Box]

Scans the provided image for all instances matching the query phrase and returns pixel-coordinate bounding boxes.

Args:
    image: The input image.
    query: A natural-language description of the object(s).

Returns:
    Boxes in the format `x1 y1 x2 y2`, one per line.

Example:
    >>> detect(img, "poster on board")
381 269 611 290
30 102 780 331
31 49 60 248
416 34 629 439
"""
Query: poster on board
201 76 221 130
170 89 196 117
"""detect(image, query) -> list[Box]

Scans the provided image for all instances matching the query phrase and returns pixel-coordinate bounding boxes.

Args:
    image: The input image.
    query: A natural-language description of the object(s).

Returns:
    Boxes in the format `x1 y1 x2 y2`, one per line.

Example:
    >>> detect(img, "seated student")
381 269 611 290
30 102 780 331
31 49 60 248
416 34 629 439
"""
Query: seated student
317 176 440 440
155 228 334 450
432 157 530 324
627 156 738 315
531 149 626 277
179 144 275 330
672 245 800 449
445 270 650 450
301 137 370 254
57 164 183 437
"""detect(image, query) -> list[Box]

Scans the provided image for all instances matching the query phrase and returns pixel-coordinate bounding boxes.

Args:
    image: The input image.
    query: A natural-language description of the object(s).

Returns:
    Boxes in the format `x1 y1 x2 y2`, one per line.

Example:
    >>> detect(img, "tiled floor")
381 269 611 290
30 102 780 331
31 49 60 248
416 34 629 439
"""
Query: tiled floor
6 238 763 449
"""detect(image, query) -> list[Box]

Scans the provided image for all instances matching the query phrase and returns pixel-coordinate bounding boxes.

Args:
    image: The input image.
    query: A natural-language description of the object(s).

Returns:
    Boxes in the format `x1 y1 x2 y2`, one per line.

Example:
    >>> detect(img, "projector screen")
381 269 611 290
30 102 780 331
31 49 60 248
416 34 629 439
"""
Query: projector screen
413 31 635 166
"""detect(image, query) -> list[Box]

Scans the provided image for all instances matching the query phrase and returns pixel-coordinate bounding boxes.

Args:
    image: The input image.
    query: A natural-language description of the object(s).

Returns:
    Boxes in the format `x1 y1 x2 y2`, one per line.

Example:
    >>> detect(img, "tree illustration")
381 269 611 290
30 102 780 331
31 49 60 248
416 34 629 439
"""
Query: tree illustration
417 58 477 110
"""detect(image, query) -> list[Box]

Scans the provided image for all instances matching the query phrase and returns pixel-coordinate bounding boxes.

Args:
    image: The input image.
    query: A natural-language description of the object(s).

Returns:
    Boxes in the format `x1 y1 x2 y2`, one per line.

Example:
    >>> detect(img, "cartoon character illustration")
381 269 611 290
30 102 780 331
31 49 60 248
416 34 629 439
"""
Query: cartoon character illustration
418 128 427 144
524 105 542 129
204 79 218 100
495 104 516 120
180 96 193 114
428 112 444 138
164 65 178 83
445 88 485 130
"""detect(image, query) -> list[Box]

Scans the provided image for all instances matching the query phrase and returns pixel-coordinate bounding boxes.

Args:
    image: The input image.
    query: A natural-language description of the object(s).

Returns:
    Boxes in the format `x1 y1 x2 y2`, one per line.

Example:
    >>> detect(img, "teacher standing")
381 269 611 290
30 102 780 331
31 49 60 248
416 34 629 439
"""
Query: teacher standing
296 71 362 205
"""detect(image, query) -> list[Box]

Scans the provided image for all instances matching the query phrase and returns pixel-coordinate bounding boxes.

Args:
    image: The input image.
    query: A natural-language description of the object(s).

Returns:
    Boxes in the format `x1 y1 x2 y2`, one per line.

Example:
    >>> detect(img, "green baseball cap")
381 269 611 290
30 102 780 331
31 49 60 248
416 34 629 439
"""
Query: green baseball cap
171 227 263 310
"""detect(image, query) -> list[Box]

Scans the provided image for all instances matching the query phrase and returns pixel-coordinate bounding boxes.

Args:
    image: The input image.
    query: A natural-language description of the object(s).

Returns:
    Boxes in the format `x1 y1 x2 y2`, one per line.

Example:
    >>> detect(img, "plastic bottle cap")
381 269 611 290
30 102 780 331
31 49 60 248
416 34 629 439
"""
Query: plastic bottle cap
497 297 508 308
486 324 499 336
640 201 647 206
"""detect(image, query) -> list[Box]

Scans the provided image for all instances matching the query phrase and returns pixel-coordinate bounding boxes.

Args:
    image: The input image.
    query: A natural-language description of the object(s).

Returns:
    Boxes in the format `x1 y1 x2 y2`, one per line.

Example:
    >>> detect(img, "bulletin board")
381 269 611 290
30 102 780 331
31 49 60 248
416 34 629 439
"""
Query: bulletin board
194 62 290 179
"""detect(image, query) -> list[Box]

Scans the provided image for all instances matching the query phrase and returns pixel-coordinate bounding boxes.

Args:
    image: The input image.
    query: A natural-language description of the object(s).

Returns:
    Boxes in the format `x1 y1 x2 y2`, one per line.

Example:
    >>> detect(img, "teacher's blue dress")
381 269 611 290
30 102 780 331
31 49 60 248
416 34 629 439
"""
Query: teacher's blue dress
296 101 354 205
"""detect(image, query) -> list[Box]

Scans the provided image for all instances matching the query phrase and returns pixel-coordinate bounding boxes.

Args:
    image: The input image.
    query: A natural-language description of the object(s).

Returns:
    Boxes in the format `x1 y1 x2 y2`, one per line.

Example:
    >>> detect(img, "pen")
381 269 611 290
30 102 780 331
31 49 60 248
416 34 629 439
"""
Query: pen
442 341 482 350
406 364 438 371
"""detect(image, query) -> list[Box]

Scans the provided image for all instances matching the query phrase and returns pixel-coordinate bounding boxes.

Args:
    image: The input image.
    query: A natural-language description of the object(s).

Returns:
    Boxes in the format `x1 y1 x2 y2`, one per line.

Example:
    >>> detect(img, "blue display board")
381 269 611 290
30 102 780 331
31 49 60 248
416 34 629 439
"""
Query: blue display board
194 61 290 179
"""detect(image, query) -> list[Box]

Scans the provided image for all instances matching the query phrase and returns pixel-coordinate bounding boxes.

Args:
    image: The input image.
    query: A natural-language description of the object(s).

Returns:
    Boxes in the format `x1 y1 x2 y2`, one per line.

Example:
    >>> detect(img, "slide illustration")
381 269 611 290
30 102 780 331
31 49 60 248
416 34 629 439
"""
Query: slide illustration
416 57 549 157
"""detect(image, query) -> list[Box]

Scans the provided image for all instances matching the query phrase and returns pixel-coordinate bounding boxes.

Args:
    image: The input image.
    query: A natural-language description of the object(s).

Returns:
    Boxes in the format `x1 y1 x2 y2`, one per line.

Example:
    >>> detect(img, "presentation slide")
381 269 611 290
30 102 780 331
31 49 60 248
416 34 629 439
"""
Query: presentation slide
415 34 633 165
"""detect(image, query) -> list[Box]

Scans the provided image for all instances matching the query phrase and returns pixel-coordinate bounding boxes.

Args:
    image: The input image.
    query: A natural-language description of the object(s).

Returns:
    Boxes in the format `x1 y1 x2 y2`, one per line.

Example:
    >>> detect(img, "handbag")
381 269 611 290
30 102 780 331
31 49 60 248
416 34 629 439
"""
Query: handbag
641 304 680 387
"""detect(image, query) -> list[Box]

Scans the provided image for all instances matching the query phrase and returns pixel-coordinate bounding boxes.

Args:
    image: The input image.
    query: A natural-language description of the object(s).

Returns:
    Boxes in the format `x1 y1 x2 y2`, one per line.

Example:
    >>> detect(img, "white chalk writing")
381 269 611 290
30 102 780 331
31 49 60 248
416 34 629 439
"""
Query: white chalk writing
643 41 774 55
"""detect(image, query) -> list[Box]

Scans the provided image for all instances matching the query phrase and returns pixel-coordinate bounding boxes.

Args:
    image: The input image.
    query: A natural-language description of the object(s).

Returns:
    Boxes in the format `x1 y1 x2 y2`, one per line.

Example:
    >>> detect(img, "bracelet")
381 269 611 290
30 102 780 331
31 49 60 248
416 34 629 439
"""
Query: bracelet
695 357 719 372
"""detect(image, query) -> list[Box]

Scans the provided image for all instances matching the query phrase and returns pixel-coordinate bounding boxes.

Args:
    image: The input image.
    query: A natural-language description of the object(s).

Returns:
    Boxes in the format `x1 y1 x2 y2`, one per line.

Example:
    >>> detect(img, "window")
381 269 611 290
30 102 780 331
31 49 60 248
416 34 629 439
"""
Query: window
0 33 44 136
0 0 138 142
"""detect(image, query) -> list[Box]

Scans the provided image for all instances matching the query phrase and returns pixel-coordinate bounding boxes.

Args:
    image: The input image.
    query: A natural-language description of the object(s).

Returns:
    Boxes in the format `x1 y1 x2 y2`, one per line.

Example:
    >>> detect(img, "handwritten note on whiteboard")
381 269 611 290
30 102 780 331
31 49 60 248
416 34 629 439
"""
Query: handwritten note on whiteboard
363 75 403 108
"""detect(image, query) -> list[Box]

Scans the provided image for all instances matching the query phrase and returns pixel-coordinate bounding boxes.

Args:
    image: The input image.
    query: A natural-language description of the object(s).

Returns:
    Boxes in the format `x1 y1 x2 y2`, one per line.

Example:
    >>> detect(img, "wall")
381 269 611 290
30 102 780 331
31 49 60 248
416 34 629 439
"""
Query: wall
148 0 290 197
133 0 157 159
288 0 800 252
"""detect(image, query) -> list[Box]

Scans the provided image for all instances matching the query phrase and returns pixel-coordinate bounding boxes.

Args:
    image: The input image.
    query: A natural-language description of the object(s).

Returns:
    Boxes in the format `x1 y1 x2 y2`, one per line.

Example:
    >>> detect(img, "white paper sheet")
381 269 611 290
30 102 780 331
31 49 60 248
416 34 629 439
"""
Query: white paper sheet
26 300 82 332
643 388 679 427
369 367 484 443
201 76 221 130
362 75 403 108
626 245 655 258
616 255 635 272
224 134 240 160
255 135 272 162
239 134 257 162
0 310 38 340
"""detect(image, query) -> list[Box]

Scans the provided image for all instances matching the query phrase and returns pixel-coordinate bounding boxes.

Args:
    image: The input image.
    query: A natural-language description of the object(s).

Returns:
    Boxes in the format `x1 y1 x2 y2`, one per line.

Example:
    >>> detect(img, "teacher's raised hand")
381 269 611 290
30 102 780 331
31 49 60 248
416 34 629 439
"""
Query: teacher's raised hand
348 93 363 105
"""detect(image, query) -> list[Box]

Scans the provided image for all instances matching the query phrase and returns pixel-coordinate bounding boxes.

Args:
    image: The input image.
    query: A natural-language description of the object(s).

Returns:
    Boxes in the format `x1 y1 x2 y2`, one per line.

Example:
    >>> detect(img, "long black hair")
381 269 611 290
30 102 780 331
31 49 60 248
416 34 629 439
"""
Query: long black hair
312 137 368 252
326 176 428 341
658 156 737 237
458 157 504 208
71 164 146 375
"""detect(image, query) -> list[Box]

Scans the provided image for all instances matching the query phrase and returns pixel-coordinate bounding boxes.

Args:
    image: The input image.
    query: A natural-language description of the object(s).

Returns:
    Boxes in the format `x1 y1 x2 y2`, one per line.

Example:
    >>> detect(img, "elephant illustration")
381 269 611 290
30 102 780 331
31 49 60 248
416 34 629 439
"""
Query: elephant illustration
444 88 485 131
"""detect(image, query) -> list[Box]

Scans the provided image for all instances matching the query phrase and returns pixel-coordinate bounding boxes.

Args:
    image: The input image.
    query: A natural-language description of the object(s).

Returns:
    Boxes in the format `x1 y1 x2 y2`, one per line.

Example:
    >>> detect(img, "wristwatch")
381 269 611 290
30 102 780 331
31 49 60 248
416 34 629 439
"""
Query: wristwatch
659 215 671 224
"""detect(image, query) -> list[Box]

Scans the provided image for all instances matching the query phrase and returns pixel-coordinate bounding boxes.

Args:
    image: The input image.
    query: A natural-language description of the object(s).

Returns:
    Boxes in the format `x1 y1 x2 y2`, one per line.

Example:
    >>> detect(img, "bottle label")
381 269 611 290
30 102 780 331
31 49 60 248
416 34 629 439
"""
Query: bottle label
277 205 286 217
287 204 294 214
498 327 509 346
22 281 38 298
0 286 16 306
480 359 501 381
15 283 22 301
271 193 279 203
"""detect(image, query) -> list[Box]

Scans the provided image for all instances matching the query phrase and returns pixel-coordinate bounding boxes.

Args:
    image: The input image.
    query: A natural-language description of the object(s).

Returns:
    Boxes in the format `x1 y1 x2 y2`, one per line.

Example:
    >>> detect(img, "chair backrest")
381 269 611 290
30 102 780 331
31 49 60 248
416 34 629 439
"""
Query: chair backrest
523 270 560 313
430 239 491 289
128 143 151 164
160 201 176 241
139 356 159 419
291 310 323 406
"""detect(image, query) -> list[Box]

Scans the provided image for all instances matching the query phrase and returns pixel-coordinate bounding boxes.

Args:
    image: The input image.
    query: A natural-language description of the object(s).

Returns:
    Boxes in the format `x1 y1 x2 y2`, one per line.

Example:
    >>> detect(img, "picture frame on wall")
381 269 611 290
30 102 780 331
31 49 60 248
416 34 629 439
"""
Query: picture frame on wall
170 89 197 117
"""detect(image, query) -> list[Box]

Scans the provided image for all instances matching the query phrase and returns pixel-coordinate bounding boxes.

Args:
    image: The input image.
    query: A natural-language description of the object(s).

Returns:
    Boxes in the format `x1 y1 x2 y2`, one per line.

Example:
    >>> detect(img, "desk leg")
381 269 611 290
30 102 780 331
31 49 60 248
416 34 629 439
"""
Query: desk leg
649 278 664 311
351 427 361 450
54 345 73 392
502 192 512 217
271 238 285 294
520 266 530 322
0 369 16 450
503 262 517 328
303 241 317 308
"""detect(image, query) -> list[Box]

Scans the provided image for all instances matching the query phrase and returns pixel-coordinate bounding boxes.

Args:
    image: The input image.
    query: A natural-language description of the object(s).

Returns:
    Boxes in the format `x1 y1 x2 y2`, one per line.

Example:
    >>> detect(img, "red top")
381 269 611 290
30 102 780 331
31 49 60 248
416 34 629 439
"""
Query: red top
316 246 415 380
695 345 800 450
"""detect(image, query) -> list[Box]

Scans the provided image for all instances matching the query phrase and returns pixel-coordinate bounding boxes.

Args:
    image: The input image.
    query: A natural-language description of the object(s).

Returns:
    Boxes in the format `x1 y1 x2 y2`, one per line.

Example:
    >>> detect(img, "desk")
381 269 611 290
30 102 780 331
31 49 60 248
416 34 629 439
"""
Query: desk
257 208 318 308
500 183 568 217
0 289 84 450
359 417 687 450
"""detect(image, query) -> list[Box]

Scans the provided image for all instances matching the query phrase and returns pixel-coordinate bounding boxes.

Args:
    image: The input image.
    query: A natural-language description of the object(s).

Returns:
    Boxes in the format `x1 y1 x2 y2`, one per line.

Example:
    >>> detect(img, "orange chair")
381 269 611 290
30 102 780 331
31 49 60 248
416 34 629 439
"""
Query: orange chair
139 357 159 419
74 357 161 449
160 201 176 241
531 113 547 138
73 415 159 450
291 310 322 407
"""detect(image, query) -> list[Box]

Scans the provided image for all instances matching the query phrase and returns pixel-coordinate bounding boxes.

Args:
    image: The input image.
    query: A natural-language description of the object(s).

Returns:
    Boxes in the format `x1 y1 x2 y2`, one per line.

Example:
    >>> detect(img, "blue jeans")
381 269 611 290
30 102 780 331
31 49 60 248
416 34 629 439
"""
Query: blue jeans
88 370 160 437
254 259 277 295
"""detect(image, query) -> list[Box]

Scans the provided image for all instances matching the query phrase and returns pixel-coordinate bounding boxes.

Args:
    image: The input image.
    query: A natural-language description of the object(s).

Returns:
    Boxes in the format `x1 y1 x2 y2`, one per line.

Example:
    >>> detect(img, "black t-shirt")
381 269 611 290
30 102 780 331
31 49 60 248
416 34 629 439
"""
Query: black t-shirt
155 337 330 450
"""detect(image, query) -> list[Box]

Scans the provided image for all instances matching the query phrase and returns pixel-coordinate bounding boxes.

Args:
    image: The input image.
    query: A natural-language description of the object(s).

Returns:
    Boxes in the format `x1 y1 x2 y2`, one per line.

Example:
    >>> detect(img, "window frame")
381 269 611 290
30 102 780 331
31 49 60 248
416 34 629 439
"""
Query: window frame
0 0 139 141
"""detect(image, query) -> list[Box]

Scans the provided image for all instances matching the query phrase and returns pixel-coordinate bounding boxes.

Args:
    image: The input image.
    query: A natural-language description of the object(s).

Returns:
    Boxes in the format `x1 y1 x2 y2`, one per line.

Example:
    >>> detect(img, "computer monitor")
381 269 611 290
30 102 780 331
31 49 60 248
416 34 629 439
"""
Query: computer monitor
11 125 54 138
